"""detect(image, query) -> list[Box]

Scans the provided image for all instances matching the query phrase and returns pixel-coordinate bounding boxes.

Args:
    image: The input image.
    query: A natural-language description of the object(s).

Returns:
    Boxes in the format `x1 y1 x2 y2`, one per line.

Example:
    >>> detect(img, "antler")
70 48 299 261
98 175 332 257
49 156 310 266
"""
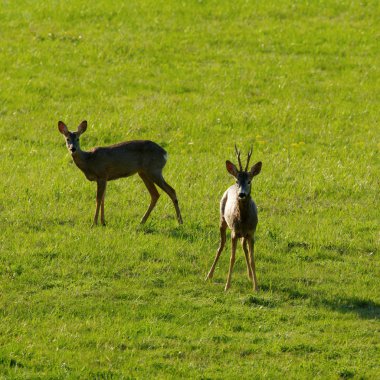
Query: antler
234 144 243 171
245 146 253 171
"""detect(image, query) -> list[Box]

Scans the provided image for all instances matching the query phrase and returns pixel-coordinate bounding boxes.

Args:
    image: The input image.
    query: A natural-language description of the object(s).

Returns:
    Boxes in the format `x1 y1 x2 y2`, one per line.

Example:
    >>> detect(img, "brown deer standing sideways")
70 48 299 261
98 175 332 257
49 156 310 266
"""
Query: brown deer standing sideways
58 120 183 226
206 145 262 291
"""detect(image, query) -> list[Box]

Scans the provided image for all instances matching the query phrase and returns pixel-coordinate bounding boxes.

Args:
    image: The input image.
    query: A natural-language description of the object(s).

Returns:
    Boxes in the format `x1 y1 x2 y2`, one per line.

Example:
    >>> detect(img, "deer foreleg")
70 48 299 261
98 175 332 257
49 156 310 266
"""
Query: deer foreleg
94 179 107 226
248 236 258 291
242 238 253 280
225 233 238 291
100 183 106 226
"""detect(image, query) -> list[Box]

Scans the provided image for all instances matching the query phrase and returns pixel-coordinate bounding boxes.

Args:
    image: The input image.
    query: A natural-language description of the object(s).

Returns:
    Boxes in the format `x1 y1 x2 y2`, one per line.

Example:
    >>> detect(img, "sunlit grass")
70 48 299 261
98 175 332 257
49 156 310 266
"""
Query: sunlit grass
0 0 379 378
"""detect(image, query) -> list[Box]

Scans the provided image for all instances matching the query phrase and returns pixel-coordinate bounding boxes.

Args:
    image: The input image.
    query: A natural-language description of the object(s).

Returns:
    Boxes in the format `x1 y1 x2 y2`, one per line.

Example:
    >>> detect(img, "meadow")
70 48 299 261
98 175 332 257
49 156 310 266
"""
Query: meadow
0 0 379 378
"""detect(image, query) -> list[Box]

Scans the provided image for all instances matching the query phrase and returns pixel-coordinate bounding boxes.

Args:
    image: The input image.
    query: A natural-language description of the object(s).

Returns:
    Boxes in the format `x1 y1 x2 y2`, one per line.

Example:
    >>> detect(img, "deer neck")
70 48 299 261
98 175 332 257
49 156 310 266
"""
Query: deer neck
71 148 91 173
237 195 252 219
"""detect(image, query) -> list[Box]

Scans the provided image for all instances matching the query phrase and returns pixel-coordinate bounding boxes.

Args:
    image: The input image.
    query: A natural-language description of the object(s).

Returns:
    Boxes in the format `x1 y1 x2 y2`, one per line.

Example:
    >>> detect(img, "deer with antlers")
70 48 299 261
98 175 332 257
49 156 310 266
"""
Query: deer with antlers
206 145 262 291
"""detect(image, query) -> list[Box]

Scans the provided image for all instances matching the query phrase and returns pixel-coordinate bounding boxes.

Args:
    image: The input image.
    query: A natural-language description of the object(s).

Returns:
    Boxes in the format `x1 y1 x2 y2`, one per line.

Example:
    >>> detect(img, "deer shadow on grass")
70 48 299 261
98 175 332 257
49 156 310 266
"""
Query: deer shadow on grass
270 239 380 319
139 222 211 244
320 296 380 320
260 283 380 320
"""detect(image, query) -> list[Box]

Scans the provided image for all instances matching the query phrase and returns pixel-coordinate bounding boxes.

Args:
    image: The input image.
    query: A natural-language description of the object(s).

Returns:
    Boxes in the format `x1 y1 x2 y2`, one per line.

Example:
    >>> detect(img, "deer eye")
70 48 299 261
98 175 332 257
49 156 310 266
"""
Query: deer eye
248 181 251 184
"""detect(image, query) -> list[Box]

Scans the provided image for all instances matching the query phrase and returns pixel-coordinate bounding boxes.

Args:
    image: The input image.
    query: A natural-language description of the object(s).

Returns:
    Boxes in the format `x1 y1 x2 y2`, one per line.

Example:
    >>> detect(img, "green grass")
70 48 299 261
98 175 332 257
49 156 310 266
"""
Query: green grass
0 0 379 378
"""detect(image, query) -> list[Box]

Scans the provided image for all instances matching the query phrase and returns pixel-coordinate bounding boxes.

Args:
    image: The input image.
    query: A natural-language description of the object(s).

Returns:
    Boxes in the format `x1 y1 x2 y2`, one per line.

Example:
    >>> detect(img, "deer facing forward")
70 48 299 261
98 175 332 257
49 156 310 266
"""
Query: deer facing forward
206 146 262 291
58 120 183 226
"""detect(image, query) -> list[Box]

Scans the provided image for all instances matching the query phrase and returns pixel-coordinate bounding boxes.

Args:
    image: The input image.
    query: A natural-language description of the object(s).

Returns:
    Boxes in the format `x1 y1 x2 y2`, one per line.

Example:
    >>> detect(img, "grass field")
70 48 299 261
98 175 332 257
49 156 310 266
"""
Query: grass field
0 1 379 378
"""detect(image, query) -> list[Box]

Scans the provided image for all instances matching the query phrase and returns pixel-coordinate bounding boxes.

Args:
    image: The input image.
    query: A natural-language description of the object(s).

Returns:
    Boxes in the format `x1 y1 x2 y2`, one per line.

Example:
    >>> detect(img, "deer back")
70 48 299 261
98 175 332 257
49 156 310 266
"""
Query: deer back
76 140 168 181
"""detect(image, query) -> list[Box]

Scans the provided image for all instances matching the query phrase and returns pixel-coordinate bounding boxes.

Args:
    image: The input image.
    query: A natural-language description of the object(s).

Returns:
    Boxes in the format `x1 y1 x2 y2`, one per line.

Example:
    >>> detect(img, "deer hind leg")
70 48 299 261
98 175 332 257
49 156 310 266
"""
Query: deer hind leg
242 238 253 280
148 172 183 225
94 179 107 226
206 220 227 280
138 172 160 224
225 233 238 291
248 235 258 291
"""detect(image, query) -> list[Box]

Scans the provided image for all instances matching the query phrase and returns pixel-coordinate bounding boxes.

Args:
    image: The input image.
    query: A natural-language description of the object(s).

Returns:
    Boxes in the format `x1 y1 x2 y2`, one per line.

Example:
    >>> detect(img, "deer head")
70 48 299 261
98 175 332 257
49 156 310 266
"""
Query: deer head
58 120 87 154
226 145 262 200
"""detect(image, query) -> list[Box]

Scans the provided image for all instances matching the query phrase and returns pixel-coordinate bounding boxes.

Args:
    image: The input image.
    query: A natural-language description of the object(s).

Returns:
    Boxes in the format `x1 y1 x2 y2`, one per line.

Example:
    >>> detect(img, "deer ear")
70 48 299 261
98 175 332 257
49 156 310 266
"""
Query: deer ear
58 121 69 136
77 120 87 135
226 160 238 177
250 161 262 178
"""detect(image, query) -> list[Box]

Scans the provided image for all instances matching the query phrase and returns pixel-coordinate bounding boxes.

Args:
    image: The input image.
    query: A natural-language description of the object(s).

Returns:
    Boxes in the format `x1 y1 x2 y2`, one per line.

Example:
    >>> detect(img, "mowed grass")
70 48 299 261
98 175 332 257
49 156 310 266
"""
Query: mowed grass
0 0 379 378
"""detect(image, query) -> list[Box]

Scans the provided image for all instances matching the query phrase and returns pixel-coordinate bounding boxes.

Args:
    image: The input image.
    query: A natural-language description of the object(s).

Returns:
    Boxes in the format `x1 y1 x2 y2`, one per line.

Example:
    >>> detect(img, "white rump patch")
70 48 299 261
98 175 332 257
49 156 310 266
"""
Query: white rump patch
164 152 168 162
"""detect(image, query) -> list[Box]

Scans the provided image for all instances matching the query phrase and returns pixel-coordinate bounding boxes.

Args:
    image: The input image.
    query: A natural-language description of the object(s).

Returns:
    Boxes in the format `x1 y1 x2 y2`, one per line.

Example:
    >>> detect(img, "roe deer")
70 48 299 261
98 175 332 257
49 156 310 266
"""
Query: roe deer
206 145 262 291
58 120 183 226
